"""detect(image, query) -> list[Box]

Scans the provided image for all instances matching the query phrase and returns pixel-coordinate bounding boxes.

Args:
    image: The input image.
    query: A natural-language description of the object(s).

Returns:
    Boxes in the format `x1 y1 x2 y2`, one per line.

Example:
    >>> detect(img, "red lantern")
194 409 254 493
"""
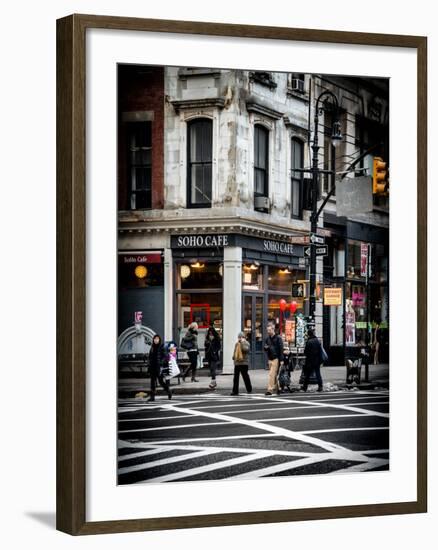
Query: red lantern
279 299 287 312
290 301 298 314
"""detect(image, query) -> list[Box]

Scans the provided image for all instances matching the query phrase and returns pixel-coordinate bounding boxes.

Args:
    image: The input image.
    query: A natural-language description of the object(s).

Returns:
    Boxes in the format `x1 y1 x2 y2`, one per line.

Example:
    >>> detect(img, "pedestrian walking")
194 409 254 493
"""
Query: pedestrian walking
180 322 199 382
302 328 324 392
204 326 221 389
147 334 172 401
231 332 252 396
263 322 284 395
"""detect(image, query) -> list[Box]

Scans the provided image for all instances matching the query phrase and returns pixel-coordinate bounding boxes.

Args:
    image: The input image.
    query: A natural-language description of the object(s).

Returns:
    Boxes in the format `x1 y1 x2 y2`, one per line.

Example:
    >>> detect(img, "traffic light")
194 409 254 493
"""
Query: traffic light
372 157 389 195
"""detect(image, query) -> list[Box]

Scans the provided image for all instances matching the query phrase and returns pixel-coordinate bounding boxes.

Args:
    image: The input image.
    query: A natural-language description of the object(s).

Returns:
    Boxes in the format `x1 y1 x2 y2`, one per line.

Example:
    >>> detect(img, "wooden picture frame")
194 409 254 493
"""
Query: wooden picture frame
56 13 427 535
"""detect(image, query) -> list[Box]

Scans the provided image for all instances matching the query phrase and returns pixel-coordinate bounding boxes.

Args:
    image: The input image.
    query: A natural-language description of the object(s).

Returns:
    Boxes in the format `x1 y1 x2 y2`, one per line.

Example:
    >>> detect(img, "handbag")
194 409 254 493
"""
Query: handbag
180 335 193 350
320 345 328 363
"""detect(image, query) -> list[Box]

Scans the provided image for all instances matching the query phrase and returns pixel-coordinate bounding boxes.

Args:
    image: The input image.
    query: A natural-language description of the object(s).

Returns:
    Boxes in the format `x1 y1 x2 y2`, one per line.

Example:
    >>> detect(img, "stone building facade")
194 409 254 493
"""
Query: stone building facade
117 65 389 372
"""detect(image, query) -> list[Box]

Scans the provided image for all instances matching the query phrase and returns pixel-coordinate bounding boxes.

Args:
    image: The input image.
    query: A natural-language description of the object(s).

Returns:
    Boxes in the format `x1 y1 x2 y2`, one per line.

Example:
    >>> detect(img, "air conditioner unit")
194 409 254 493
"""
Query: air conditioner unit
291 78 305 93
254 195 270 210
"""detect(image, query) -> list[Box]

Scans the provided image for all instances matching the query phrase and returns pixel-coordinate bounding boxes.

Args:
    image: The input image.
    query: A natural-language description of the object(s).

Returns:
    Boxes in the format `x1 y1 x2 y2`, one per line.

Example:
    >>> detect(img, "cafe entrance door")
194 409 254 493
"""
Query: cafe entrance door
242 294 266 369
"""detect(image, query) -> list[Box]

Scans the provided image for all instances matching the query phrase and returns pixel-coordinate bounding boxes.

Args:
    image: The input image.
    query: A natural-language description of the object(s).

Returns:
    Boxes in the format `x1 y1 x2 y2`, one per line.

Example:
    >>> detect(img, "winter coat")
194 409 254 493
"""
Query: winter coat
148 343 166 375
233 339 250 366
264 334 284 362
304 335 323 370
204 331 221 362
181 328 198 352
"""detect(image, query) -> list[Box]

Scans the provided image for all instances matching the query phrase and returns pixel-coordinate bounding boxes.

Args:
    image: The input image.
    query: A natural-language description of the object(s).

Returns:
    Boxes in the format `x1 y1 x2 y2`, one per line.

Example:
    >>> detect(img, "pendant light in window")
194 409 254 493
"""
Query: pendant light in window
135 265 148 279
180 264 191 279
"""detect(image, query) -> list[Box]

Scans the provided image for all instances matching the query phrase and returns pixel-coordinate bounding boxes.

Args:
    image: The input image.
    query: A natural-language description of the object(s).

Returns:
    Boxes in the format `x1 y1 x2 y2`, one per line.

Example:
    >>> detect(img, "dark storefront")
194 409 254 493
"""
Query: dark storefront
118 252 165 362
323 215 389 366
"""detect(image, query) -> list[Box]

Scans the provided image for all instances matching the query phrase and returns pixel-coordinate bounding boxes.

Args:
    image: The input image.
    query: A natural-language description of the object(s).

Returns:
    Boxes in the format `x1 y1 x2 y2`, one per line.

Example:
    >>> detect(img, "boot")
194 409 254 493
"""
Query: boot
147 394 155 402
168 390 172 400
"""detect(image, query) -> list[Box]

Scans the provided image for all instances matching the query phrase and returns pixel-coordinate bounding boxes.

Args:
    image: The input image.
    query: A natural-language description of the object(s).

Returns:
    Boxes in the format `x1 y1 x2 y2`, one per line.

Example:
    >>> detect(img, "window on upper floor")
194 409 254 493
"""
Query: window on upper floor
288 73 306 94
291 138 304 219
254 124 269 212
187 118 213 208
127 121 152 210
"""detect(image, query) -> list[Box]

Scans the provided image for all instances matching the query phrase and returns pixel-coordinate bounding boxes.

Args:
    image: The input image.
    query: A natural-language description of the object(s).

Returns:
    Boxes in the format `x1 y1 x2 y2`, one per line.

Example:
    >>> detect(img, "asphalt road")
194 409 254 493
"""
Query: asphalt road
118 390 389 484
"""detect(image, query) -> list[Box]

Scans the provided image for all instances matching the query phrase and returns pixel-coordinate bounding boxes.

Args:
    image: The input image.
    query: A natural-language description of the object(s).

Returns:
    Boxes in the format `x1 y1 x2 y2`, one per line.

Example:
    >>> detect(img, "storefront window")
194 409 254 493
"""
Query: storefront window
177 293 222 331
178 261 222 290
268 266 305 292
176 260 223 348
118 253 164 289
347 240 367 280
346 282 368 346
242 263 263 290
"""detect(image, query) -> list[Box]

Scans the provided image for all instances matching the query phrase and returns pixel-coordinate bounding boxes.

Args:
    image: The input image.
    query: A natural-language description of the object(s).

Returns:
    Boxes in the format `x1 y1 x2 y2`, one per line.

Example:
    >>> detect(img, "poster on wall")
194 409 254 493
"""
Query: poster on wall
346 299 356 345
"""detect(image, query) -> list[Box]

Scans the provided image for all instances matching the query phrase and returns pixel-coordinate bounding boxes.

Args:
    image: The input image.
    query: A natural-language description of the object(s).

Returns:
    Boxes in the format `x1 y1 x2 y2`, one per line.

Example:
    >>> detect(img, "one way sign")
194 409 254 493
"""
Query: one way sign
304 245 328 257
310 233 325 244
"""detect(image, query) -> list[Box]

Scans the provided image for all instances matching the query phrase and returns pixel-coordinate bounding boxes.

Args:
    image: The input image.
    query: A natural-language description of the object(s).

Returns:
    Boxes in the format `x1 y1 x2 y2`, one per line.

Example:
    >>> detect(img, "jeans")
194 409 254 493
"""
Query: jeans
208 359 220 380
184 350 198 379
232 364 252 394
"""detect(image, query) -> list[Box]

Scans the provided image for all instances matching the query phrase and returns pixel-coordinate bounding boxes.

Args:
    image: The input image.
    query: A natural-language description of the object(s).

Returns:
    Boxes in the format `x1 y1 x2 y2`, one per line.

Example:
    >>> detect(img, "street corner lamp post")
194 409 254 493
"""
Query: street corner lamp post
309 90 342 326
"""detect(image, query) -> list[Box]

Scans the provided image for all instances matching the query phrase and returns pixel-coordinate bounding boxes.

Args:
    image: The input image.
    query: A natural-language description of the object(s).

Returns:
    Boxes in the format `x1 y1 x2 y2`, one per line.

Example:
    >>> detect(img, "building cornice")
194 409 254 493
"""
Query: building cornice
246 100 283 120
118 213 309 243
170 98 226 112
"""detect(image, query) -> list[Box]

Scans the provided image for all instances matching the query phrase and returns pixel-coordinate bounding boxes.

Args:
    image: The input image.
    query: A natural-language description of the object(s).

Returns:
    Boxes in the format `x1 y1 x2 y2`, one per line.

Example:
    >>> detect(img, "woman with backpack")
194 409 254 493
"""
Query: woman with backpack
180 322 199 382
231 332 252 396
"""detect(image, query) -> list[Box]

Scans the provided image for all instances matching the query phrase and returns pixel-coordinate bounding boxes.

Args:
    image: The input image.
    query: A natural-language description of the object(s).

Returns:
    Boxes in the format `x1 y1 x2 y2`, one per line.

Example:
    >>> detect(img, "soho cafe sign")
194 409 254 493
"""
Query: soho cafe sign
172 234 295 255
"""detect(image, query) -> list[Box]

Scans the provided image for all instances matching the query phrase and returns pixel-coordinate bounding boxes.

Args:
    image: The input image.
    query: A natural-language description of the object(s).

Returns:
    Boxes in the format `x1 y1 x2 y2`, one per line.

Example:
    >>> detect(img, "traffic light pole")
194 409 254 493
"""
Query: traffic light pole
308 90 341 326
309 104 320 325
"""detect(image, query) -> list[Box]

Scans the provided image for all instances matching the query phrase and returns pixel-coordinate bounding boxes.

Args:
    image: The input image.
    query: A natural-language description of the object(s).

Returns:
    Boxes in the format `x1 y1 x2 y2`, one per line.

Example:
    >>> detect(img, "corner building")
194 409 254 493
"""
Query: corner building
117 66 389 372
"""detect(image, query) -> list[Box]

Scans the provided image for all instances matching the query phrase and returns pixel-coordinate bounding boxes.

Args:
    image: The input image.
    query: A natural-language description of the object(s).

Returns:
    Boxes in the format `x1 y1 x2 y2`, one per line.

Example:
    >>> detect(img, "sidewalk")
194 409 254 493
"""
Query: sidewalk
119 364 389 398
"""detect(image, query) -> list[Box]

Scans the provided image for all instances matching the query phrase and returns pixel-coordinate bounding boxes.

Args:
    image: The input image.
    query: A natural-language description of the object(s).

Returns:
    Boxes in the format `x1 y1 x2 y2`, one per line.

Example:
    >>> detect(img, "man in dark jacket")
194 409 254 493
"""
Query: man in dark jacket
303 328 324 392
263 322 284 395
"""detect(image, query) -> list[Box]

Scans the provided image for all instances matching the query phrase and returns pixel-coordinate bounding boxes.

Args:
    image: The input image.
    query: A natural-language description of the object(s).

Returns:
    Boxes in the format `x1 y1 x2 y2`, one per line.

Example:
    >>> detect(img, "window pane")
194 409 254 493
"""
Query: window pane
255 125 268 169
128 121 152 209
291 178 301 217
191 163 212 204
188 119 213 206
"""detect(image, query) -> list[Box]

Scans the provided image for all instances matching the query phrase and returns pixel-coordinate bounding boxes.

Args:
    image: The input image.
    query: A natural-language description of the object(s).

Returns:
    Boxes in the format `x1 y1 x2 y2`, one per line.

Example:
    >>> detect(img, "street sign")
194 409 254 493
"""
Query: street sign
324 287 343 306
315 245 328 256
310 233 325 245
304 245 328 257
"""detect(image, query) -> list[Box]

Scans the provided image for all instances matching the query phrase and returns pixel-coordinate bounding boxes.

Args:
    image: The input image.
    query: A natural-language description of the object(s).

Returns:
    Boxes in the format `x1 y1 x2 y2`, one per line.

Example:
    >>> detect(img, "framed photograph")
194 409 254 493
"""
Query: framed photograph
56 14 427 535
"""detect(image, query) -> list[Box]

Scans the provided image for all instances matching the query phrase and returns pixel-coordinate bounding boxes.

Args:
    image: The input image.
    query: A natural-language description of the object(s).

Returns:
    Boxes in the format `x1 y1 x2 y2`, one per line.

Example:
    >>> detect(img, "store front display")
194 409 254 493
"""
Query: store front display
171 233 306 370
322 216 389 365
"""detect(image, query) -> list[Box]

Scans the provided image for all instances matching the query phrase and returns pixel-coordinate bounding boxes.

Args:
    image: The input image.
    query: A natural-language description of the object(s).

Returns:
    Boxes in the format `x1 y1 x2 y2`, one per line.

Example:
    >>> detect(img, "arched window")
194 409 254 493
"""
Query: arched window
254 124 269 201
187 118 213 208
291 138 304 219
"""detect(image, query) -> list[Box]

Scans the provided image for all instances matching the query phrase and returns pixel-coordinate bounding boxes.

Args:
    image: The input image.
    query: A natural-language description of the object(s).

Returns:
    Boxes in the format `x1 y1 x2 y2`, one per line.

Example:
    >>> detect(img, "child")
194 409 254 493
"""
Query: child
161 342 180 395
278 345 292 393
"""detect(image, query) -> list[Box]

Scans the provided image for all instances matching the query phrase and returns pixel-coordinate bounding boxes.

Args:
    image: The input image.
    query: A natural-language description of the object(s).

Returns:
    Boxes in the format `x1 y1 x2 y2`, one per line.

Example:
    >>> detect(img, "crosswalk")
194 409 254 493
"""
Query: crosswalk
118 391 389 484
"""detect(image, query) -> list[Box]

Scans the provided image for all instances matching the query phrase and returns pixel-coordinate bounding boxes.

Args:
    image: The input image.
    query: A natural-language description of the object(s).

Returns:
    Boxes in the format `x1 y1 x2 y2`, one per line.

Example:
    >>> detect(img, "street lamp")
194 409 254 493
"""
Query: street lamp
309 90 342 327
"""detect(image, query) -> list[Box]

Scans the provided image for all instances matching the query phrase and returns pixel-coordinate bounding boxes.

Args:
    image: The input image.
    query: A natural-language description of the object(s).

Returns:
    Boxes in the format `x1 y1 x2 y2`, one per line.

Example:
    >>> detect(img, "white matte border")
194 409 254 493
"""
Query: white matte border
86 28 417 522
